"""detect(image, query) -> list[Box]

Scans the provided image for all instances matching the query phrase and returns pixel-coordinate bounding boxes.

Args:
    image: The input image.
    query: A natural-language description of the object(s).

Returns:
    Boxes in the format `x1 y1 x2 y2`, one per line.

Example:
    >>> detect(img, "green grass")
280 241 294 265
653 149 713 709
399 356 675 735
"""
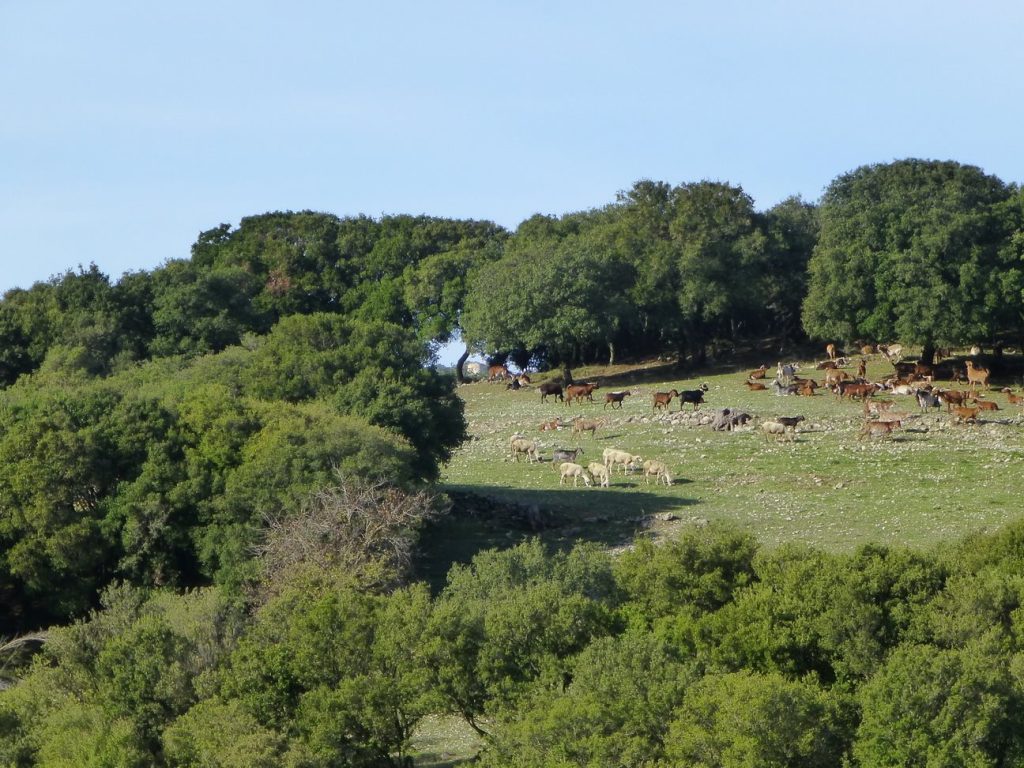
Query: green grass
416 355 1024 584
410 715 484 767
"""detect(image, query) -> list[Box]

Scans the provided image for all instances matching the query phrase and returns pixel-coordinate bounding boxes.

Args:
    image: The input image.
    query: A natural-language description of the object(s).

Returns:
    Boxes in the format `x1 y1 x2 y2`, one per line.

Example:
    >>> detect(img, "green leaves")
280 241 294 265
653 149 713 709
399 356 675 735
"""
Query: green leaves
803 159 1023 349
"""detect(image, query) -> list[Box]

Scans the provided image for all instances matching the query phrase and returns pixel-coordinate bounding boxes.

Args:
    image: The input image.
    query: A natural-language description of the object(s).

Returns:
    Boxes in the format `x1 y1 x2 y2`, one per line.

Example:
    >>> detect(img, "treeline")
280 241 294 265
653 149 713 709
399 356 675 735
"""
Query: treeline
464 160 1024 371
5 524 1024 766
4 160 1022 388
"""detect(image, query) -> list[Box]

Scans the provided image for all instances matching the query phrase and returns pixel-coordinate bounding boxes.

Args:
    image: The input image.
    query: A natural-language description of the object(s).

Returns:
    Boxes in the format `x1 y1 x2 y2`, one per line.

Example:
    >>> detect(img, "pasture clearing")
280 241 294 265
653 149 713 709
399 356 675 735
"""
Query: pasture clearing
418 355 1024 583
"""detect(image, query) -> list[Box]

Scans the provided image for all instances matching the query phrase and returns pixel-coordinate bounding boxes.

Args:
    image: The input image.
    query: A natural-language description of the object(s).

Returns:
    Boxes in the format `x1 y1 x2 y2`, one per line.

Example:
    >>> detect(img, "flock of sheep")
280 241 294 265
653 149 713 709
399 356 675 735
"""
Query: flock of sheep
508 433 671 489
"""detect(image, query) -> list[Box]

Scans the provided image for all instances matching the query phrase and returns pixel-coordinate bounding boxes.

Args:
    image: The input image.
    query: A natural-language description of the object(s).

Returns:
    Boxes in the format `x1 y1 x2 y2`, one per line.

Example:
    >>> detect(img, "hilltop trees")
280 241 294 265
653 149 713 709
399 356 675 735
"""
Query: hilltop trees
463 180 807 371
802 159 1024 362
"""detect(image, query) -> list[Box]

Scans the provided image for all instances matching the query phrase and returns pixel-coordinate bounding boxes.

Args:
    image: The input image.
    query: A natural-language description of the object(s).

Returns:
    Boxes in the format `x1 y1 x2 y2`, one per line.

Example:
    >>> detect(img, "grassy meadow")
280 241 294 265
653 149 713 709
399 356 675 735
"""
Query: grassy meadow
417 353 1024 583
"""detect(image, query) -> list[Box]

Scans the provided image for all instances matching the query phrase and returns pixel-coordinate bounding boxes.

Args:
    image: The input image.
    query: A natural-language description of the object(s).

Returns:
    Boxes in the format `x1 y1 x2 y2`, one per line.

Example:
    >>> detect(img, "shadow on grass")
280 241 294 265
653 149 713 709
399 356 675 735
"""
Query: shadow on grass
414 483 697 591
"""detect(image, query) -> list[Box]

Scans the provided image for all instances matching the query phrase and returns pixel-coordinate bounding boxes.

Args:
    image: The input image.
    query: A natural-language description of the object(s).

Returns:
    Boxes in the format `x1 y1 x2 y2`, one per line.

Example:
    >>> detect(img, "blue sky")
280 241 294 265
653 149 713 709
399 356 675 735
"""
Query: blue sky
4 1 1023 317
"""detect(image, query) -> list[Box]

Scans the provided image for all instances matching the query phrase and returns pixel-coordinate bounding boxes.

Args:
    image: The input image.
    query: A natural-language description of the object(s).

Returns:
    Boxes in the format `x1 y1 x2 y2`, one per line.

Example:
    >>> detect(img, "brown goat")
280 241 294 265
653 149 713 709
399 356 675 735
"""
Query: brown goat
952 406 980 424
565 382 600 405
965 361 990 390
858 420 901 440
652 390 679 410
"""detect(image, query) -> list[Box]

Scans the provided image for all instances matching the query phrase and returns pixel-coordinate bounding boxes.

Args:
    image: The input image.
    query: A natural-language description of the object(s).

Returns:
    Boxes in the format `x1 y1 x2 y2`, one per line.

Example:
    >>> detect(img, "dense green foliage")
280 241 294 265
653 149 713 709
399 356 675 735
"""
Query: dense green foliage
462 180 819 368
803 159 1024 356
0 212 504 629
6 526 1024 766
4 159 1024 764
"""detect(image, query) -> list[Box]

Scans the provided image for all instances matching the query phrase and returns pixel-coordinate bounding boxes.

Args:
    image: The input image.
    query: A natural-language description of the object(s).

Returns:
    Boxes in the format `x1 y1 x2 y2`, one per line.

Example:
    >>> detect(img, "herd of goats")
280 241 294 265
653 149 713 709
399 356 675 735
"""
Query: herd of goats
486 343 1024 489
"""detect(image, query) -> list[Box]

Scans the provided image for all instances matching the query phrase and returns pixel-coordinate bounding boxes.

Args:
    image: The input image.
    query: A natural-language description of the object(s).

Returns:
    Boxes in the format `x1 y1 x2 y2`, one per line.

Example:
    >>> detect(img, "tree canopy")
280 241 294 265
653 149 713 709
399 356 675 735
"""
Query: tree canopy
802 159 1024 357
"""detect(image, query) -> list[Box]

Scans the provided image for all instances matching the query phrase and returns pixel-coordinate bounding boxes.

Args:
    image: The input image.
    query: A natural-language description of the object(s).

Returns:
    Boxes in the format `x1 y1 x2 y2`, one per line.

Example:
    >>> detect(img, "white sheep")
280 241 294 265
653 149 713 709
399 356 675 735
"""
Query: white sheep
510 437 540 463
760 420 789 442
559 462 593 487
642 459 673 486
603 447 643 475
587 461 611 488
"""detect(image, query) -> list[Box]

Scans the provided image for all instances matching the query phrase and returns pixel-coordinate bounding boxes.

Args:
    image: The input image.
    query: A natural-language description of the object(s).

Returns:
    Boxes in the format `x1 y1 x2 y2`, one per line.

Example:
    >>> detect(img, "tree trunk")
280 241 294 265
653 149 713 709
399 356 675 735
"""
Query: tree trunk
920 343 936 366
562 363 574 385
608 340 615 366
454 346 470 384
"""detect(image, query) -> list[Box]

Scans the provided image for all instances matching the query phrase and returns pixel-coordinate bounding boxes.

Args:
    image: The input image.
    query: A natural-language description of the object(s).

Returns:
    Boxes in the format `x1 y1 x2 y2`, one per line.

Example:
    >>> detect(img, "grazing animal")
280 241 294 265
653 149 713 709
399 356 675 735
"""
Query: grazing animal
603 448 642 474
642 459 673 486
797 380 819 396
551 447 584 465
559 462 593 487
971 398 999 411
652 389 679 411
857 359 867 379
826 343 837 361
879 343 904 363
509 436 540 463
604 391 631 409
539 418 566 432
565 382 600 405
889 383 917 396
539 381 564 403
760 420 790 441
488 364 510 382
771 379 799 396
952 406 980 424
775 416 805 435
936 389 969 412
858 420 901 440
746 380 767 391
865 399 897 417
1001 388 1024 406
587 462 611 487
711 408 751 431
861 344 876 356
678 383 710 411
824 369 850 387
965 361 991 390
572 417 604 437
836 381 876 401
777 362 799 381
915 390 941 412
748 365 768 380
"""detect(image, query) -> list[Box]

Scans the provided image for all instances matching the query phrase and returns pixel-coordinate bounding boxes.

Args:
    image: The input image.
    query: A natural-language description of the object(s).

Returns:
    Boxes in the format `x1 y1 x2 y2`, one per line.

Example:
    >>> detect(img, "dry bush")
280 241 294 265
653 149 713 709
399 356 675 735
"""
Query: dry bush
254 474 444 596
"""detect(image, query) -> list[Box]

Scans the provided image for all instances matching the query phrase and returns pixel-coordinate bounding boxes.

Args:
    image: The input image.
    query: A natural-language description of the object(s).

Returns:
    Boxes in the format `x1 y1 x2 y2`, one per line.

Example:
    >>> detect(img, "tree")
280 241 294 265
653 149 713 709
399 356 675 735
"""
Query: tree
245 313 466 480
424 541 618 733
759 197 820 348
664 670 853 767
855 635 1024 766
461 211 633 378
479 631 691 768
802 159 1021 362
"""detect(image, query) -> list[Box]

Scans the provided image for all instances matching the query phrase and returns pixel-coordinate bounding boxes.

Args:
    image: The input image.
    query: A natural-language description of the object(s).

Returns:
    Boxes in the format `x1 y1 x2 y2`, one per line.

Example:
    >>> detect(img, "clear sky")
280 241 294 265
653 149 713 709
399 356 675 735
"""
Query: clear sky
4 1 1023 303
